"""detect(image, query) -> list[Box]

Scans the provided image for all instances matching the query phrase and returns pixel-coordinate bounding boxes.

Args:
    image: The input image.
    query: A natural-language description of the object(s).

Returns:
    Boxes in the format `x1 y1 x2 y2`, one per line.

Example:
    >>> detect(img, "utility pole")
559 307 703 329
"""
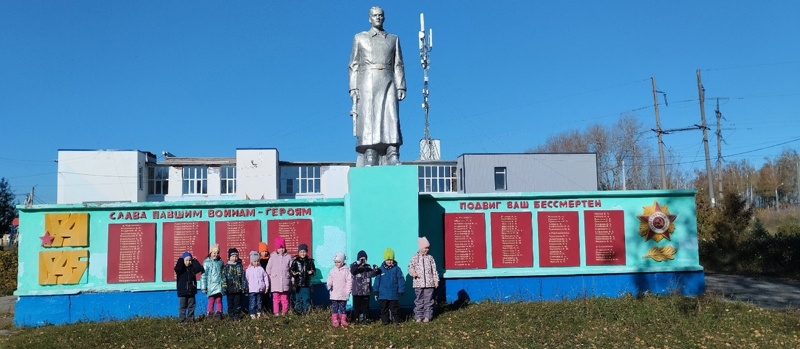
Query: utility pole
652 76 667 189
697 70 715 206
716 98 723 203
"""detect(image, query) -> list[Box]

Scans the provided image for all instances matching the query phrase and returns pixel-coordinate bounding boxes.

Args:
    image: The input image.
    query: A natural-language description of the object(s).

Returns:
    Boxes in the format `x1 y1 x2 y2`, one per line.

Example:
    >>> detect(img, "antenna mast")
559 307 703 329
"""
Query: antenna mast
418 13 440 160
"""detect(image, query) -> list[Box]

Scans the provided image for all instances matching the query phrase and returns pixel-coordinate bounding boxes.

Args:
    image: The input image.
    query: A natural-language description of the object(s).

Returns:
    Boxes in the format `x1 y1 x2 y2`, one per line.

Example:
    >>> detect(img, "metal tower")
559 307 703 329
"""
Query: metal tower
418 13 440 161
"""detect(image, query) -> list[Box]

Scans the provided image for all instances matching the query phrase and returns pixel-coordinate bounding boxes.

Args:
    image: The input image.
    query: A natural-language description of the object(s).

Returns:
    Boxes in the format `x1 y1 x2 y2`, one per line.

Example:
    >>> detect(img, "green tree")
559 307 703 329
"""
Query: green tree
0 178 18 234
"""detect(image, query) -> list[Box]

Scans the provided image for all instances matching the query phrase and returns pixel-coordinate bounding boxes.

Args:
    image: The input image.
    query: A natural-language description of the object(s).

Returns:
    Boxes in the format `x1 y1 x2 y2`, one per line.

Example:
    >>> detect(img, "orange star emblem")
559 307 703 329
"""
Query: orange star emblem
637 201 677 242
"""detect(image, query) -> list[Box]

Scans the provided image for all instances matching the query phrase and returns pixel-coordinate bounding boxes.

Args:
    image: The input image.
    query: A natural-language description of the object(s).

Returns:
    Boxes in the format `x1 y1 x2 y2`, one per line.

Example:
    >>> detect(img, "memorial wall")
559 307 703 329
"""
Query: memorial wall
425 190 700 277
17 200 346 298
16 171 703 326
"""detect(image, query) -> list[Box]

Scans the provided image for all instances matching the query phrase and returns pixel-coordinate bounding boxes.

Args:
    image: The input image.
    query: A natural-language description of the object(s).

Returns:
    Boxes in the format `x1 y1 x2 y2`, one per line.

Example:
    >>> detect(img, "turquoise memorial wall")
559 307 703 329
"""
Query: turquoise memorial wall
14 166 704 327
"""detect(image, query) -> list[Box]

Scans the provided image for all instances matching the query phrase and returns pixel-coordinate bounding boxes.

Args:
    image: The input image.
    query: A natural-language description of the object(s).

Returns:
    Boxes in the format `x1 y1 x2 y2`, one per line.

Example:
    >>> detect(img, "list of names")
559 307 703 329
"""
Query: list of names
161 221 209 281
537 212 580 267
444 213 486 269
490 212 533 268
107 223 155 283
584 210 626 266
267 219 312 257
214 220 261 266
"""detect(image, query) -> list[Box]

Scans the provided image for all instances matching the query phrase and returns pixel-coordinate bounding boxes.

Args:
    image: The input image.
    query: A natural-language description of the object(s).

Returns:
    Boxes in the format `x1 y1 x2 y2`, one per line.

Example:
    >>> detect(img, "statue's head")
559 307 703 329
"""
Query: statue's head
369 6 384 29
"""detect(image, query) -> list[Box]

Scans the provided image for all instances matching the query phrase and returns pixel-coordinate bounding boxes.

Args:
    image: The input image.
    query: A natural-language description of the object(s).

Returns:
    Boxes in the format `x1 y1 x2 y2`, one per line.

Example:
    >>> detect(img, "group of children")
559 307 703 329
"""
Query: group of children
174 236 440 326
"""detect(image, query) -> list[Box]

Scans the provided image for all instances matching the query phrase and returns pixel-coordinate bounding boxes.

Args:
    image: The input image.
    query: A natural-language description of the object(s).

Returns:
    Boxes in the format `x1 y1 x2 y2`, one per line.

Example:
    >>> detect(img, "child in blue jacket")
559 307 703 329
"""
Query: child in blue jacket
372 248 405 325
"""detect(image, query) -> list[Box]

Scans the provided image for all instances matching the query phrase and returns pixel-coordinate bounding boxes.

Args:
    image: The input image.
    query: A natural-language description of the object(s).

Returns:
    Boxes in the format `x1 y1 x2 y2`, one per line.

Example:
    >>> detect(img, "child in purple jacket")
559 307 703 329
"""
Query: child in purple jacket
246 251 270 319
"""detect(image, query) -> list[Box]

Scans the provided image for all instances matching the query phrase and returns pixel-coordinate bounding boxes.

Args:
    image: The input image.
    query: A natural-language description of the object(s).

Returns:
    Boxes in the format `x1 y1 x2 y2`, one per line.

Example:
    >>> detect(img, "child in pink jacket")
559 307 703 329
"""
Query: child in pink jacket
327 251 352 327
266 237 293 315
246 251 270 319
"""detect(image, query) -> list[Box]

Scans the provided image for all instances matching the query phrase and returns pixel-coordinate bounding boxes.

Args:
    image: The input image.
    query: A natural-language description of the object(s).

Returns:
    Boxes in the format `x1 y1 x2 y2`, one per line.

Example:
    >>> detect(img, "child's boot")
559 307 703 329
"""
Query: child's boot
250 314 256 320
331 314 340 327
339 314 349 327
216 311 223 320
257 312 262 319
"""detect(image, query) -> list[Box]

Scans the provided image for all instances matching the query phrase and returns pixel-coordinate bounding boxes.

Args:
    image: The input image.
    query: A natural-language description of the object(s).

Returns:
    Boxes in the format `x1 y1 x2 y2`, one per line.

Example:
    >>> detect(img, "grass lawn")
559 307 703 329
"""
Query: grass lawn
1 294 798 348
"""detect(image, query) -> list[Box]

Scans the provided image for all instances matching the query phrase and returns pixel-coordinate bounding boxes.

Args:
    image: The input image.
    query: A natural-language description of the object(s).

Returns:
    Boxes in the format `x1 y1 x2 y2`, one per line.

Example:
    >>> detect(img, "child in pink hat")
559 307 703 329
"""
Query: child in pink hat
265 237 293 315
408 236 440 323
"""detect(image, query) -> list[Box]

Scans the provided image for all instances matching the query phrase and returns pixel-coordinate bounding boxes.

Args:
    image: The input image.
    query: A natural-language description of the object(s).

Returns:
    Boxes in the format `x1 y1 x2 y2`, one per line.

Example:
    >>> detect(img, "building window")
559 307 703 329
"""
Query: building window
138 166 143 191
494 167 507 190
281 166 321 195
182 166 207 194
220 166 236 194
418 165 457 193
147 166 169 195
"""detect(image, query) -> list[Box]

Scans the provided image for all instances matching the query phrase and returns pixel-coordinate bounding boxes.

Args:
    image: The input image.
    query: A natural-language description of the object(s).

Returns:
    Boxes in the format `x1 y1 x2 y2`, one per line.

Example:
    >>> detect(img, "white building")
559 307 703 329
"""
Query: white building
56 149 597 204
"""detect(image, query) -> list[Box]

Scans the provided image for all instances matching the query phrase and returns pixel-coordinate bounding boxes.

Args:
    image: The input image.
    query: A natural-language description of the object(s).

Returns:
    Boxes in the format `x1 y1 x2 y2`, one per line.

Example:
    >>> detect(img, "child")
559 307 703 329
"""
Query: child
290 243 316 314
175 251 204 323
373 248 405 325
221 248 247 320
199 244 224 319
246 251 270 319
258 242 272 314
408 237 440 323
266 237 293 315
350 250 381 324
327 252 352 327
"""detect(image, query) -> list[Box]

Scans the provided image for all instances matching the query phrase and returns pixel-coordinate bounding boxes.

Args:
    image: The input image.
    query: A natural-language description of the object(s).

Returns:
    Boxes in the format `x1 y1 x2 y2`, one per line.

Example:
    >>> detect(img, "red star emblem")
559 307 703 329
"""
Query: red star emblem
39 232 55 246
637 201 678 242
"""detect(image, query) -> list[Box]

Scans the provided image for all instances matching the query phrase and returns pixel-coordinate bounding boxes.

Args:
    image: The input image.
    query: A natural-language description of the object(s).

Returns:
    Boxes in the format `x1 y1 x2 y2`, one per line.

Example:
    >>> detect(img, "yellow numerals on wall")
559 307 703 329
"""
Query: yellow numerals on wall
44 213 89 247
38 250 89 285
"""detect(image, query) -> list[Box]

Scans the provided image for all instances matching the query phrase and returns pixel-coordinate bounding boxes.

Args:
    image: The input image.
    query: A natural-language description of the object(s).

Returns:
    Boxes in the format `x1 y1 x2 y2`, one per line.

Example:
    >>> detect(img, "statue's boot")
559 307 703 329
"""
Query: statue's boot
364 149 378 166
385 146 399 165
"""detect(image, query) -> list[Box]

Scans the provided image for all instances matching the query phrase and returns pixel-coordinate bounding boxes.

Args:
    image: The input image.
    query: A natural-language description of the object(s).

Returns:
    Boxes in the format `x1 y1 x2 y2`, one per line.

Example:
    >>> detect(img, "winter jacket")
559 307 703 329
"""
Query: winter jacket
350 261 381 296
266 251 293 292
246 265 270 293
408 252 440 288
291 256 316 288
199 257 224 296
221 260 247 294
373 261 405 300
175 258 204 297
327 265 353 301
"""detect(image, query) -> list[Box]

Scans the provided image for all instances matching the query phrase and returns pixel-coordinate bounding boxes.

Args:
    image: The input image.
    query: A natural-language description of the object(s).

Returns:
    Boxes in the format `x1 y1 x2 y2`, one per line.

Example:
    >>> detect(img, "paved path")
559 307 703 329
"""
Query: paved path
0 296 14 314
704 273 800 310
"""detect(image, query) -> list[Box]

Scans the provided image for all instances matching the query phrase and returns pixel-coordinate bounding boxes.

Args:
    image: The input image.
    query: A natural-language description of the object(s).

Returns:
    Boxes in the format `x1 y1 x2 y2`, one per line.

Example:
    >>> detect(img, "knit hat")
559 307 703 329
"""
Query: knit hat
210 244 220 253
275 237 286 249
383 248 394 261
333 251 346 262
357 250 367 260
418 236 430 250
298 243 308 252
228 248 239 258
258 242 268 253
181 251 192 259
249 251 259 261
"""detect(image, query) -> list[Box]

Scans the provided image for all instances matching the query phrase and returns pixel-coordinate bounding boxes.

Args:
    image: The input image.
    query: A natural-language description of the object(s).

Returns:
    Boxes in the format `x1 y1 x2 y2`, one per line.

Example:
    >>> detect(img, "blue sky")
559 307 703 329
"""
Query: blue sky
1 1 799 204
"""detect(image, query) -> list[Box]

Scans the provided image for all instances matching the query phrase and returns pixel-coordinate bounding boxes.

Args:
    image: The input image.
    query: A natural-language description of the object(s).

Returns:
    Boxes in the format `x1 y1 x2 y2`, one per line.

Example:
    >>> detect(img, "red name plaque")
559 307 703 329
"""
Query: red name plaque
107 223 156 283
537 211 580 267
444 213 487 269
267 219 312 257
490 212 533 268
162 221 209 281
584 210 626 266
214 220 262 267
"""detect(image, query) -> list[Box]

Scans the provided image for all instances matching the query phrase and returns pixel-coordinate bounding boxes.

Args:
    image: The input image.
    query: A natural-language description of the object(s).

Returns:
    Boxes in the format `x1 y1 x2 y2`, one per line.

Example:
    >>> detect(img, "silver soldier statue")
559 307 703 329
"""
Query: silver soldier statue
349 6 406 166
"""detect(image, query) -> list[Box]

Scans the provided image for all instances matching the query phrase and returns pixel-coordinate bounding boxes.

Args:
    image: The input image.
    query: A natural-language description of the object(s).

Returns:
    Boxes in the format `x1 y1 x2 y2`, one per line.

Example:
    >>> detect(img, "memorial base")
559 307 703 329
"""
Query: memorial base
14 284 332 327
441 271 705 303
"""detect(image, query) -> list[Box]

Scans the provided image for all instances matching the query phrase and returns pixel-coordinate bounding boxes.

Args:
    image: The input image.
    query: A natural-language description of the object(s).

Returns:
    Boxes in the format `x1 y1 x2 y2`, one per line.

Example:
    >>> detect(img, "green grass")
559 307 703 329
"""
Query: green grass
2 295 799 348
